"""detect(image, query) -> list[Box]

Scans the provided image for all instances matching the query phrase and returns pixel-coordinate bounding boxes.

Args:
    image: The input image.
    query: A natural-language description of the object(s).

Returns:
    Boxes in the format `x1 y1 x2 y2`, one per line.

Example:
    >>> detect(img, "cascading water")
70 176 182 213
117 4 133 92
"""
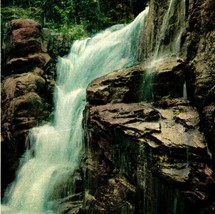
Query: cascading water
141 1 187 213
153 0 186 59
2 7 149 214
141 0 186 102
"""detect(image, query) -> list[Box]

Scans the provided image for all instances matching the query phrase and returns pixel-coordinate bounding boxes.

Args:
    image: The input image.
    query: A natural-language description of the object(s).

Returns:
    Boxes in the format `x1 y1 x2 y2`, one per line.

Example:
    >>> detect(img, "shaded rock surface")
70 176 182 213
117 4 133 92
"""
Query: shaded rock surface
87 58 187 105
3 19 45 61
180 0 215 168
1 19 53 195
138 0 215 169
83 59 214 213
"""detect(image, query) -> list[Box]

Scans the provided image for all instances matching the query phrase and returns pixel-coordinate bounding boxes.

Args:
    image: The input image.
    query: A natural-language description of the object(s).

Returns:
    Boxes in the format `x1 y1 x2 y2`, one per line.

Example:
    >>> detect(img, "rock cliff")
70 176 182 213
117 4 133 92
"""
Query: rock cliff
82 0 215 213
1 19 74 196
83 60 214 214
139 0 215 168
181 0 215 168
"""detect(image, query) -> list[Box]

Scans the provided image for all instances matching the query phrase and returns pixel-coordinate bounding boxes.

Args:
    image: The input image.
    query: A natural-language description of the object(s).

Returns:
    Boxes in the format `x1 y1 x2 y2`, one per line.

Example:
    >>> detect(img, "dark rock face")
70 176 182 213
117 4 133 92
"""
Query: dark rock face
180 0 215 167
81 1 215 212
84 59 214 213
1 19 52 195
138 0 215 169
87 65 145 105
87 58 188 104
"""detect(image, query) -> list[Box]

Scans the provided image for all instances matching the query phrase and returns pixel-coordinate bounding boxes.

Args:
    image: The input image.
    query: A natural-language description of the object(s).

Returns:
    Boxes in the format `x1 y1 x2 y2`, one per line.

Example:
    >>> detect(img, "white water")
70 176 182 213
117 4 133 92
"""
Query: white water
141 0 186 102
2 8 149 214
153 0 186 59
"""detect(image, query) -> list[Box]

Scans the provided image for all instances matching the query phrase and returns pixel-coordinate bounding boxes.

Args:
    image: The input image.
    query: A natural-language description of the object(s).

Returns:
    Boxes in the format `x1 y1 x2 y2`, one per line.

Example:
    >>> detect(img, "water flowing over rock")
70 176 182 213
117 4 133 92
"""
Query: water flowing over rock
1 19 52 196
138 0 215 168
84 60 214 213
83 0 215 213
1 8 149 214
1 0 215 213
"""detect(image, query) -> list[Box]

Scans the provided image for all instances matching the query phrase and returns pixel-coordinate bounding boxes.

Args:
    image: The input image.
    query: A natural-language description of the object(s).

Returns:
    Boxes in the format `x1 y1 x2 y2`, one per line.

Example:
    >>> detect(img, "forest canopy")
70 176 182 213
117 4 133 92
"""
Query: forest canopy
1 0 148 39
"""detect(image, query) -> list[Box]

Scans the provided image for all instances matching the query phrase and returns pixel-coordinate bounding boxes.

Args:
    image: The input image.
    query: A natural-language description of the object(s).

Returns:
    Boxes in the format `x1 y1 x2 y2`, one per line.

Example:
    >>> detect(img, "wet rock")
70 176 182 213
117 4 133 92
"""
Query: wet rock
138 0 181 60
144 58 187 101
138 0 215 174
84 52 212 214
51 193 83 214
87 58 187 105
201 105 215 169
88 102 207 162
88 177 135 214
1 19 52 196
84 93 210 213
179 0 215 169
87 65 144 105
154 97 190 108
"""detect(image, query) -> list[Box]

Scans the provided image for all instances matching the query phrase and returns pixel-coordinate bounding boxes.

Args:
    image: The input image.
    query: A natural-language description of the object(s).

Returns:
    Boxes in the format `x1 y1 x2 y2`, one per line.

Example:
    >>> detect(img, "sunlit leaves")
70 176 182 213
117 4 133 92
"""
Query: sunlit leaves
2 0 137 40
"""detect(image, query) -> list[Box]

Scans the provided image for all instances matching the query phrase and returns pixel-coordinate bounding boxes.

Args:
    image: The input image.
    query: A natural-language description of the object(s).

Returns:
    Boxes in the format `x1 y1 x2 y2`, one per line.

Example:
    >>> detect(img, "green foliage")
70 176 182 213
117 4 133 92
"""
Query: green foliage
1 0 146 40
49 24 88 41
1 6 42 24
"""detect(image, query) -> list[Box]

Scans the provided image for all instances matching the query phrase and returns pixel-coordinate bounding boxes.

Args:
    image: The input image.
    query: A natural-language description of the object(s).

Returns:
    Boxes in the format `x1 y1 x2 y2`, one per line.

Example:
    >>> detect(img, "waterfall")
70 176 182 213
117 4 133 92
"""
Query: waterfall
2 7 149 214
141 0 186 102
153 0 186 59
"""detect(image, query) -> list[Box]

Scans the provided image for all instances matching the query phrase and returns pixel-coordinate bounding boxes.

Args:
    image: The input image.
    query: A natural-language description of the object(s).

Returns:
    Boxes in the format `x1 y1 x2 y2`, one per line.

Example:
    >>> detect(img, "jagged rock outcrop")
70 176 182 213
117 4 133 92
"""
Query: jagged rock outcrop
81 1 215 212
87 58 187 104
1 19 53 195
83 58 214 213
138 0 215 169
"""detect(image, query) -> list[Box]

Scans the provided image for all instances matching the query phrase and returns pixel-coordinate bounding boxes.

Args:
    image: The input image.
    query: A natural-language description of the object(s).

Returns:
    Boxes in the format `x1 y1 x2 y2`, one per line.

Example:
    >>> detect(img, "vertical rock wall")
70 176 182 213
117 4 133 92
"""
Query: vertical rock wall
138 0 215 169
1 0 214 213
181 0 215 167
84 61 214 213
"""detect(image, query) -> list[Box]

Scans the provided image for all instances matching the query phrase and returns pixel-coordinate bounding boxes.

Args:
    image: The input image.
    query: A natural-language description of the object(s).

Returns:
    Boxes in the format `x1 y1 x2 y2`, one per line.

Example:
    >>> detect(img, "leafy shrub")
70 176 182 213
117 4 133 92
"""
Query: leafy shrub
1 6 42 24
48 24 88 41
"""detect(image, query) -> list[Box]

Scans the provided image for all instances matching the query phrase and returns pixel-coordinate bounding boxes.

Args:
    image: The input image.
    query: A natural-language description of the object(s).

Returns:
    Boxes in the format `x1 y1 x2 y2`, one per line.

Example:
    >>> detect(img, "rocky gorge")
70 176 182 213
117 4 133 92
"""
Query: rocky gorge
1 0 215 213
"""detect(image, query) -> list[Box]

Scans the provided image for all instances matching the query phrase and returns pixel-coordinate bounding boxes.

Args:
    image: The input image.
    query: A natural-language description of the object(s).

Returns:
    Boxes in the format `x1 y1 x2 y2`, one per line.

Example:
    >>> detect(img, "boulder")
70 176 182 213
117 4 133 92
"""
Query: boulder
10 19 42 30
1 19 52 196
6 53 51 73
2 72 45 99
2 19 46 63
87 58 187 105
87 65 144 105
